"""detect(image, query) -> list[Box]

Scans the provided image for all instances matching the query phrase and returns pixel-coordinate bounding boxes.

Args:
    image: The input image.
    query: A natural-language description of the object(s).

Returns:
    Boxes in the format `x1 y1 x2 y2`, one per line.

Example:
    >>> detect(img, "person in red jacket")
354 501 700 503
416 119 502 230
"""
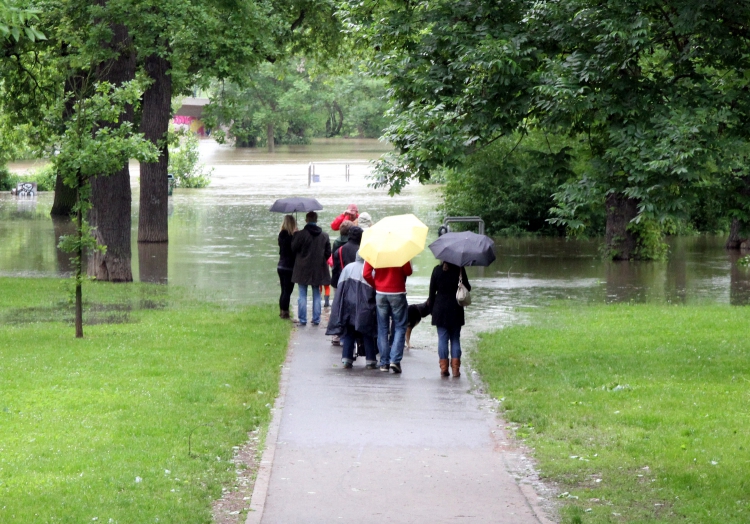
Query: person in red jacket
363 260 413 373
330 204 359 231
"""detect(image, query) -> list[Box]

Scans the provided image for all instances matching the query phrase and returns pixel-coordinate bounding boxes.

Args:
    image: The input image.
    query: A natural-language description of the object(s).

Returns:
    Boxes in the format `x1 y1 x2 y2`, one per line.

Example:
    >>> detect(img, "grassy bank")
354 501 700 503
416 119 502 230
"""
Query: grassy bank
475 304 750 524
0 278 291 523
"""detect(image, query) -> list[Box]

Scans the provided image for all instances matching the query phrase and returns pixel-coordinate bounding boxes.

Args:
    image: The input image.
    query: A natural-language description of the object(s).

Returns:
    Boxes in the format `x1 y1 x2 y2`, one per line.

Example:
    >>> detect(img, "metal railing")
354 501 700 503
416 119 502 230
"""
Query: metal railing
307 161 368 187
440 216 485 235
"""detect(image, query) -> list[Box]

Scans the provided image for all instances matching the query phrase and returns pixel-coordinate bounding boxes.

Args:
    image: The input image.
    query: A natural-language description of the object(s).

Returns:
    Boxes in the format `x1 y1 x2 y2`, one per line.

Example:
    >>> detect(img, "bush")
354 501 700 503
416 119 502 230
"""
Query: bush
0 163 56 191
442 132 582 236
169 131 213 188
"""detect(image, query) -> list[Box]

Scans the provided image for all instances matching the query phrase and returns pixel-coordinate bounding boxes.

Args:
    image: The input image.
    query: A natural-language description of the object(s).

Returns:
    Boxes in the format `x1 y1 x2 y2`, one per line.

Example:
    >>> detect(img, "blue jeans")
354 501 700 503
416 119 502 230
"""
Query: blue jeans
376 293 408 366
341 326 378 365
437 326 462 360
297 284 321 325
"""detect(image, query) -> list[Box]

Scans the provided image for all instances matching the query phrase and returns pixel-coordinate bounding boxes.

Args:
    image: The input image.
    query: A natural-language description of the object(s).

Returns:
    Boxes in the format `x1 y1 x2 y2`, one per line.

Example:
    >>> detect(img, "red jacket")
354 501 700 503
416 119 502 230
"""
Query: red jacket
331 212 358 231
362 262 412 293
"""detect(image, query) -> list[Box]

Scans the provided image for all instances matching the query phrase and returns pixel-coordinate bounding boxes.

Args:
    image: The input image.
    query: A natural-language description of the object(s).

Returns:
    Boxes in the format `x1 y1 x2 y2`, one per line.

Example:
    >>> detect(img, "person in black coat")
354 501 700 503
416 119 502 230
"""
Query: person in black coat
277 215 297 319
428 261 471 378
291 211 332 326
331 226 363 288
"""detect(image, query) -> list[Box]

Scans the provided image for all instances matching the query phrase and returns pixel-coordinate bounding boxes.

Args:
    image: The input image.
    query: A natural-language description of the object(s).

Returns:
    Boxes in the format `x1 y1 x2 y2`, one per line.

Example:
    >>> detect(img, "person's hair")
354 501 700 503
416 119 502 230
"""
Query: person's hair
281 214 296 234
340 220 354 236
306 211 318 223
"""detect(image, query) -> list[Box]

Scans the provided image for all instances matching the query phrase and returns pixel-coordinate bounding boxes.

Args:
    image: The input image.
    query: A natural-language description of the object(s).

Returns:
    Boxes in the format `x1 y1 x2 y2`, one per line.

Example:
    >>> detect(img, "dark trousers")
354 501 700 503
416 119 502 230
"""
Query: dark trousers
277 268 294 311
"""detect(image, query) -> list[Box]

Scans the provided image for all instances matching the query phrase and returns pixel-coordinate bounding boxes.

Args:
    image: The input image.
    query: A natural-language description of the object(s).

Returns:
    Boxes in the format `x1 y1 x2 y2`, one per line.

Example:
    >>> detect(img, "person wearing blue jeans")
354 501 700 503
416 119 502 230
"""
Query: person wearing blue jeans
297 284 321 326
375 293 409 370
291 211 331 326
437 326 461 360
363 261 413 373
340 325 378 368
428 261 470 377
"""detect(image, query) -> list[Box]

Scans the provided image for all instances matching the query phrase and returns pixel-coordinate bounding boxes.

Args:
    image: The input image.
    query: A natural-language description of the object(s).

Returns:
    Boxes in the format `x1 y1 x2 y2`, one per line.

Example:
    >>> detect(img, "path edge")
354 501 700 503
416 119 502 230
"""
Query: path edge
245 329 296 524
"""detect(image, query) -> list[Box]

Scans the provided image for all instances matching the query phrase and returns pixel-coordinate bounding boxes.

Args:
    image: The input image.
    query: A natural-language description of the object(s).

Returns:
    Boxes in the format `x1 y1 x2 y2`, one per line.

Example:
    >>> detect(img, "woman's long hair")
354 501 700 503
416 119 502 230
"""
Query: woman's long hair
281 214 297 235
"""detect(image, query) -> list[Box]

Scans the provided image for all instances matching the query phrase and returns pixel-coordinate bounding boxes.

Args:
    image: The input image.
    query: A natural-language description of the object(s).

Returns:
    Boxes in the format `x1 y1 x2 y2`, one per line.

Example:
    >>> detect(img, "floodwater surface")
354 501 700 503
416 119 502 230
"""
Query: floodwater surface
3 139 750 345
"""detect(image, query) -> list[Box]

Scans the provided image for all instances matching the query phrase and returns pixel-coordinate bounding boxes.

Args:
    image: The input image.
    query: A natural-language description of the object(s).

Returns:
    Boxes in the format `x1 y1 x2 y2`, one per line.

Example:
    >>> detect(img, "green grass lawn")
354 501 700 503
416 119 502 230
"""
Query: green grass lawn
475 304 750 524
0 278 291 523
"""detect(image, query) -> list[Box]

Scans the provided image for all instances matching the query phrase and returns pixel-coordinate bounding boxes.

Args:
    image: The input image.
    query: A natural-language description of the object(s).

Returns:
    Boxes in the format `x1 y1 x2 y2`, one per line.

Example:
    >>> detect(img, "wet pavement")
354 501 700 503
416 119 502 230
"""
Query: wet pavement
255 323 554 524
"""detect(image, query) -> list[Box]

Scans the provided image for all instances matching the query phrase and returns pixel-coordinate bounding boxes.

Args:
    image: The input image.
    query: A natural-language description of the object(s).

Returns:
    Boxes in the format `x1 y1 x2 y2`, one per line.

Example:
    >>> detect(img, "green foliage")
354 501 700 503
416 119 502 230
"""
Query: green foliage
168 130 212 188
0 0 45 42
0 277 291 523
0 163 56 191
476 304 750 523
442 132 589 236
204 59 389 147
630 219 670 261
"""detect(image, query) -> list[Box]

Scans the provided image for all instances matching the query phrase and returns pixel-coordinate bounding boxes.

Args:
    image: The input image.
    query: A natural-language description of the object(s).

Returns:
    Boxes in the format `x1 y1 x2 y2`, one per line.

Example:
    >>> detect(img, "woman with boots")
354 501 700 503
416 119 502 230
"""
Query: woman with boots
428 261 471 377
277 214 297 319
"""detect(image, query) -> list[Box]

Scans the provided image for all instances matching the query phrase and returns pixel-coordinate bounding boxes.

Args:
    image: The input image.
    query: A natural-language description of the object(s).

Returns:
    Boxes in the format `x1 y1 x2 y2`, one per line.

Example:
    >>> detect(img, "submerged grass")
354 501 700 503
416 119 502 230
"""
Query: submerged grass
475 304 750 524
0 277 291 523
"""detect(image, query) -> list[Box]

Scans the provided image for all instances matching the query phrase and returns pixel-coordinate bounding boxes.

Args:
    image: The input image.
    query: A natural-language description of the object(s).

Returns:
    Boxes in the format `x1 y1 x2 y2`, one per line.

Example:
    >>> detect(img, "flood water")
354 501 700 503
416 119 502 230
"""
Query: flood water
3 138 750 346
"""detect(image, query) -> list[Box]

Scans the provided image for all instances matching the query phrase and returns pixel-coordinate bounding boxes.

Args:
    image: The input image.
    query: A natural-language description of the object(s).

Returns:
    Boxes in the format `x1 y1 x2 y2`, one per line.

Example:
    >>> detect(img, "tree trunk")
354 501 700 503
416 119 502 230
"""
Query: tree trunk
51 73 84 217
605 192 639 260
138 54 171 243
267 123 274 152
725 217 745 250
89 22 136 282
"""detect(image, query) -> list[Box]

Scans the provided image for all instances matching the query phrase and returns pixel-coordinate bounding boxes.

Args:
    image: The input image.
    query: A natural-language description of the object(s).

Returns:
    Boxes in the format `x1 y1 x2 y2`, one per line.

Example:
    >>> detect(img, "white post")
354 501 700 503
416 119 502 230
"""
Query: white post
308 163 311 188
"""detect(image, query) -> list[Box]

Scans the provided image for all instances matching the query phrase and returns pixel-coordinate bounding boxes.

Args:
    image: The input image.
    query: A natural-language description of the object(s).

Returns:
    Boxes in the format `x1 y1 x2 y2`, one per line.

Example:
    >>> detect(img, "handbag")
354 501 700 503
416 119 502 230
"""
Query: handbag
456 273 471 307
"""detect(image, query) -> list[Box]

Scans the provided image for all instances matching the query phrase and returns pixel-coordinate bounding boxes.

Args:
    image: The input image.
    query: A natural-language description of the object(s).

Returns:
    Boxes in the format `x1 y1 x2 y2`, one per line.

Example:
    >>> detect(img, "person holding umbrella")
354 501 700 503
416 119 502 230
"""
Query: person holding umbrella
277 214 297 319
291 211 332 326
360 214 428 374
427 231 496 377
428 262 471 377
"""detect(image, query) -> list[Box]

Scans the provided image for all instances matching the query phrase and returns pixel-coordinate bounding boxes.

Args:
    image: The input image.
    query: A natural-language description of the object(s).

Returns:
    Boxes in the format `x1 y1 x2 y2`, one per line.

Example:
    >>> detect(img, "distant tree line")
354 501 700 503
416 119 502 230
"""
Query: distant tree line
203 59 389 151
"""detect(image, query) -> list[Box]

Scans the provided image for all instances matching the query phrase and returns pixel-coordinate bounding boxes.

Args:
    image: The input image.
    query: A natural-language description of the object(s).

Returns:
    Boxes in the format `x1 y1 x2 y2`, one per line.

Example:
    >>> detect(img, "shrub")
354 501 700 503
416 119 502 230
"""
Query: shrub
0 163 56 191
442 132 584 236
168 131 213 188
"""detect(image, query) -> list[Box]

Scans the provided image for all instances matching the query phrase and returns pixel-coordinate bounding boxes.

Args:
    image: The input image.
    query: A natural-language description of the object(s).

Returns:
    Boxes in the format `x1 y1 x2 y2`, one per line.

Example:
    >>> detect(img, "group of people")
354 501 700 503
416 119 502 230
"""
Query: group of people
276 204 470 377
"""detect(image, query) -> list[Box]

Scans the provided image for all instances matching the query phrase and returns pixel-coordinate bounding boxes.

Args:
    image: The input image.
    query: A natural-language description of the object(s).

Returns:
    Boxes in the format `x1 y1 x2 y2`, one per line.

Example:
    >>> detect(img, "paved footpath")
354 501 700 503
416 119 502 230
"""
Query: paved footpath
249 324 555 524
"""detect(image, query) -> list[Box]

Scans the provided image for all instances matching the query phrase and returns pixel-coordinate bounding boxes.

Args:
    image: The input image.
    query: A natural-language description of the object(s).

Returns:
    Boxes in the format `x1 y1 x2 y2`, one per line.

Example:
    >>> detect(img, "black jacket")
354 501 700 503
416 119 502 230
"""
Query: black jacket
291 223 331 286
331 241 359 288
277 230 295 270
428 263 471 329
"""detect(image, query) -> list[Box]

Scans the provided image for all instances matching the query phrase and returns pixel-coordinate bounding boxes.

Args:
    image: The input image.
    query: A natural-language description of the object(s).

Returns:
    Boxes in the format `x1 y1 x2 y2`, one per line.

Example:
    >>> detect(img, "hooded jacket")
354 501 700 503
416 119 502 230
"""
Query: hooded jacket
331 227 362 288
291 223 331 286
326 252 378 337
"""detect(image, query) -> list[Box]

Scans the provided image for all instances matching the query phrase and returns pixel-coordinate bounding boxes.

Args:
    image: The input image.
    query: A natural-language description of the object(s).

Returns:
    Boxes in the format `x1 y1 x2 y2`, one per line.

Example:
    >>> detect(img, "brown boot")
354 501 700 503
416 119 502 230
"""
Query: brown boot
451 358 461 378
439 359 450 377
280 310 290 319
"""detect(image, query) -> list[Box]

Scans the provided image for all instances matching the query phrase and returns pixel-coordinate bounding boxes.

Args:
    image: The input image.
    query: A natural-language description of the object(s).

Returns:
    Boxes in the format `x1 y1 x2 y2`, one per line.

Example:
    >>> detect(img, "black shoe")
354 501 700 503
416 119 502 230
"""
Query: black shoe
390 363 402 374
379 365 390 372
343 362 353 369
366 363 377 370
324 296 330 307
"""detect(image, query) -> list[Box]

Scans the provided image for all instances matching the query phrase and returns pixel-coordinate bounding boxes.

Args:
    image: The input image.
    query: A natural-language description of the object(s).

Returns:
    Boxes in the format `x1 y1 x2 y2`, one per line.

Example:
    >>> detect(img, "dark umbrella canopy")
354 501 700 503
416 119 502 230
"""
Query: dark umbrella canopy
269 197 323 213
428 231 496 267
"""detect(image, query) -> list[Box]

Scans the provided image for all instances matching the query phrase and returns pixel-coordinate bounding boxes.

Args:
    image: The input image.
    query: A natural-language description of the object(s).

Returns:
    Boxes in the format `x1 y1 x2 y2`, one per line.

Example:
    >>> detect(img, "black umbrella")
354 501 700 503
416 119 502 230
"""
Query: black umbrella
269 197 323 213
428 231 496 267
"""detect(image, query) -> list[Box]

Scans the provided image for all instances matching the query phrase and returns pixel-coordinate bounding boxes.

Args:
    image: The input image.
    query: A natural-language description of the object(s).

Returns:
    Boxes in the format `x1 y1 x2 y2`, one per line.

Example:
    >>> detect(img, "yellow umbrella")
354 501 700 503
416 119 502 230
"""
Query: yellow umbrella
359 214 429 268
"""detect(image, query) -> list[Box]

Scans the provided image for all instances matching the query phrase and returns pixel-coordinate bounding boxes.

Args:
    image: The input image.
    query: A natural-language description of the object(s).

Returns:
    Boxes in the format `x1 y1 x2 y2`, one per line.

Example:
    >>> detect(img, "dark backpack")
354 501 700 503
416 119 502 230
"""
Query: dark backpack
331 247 345 288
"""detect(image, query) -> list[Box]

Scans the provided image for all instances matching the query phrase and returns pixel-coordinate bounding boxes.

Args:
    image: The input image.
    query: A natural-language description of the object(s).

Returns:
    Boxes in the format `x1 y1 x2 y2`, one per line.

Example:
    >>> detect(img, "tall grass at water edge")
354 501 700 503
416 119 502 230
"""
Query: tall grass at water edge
475 304 750 524
0 278 291 523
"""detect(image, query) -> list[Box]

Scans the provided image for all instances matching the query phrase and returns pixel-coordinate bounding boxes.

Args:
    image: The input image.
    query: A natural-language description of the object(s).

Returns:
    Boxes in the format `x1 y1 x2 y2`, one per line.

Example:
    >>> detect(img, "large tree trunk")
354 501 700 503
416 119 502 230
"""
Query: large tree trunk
138 54 171 243
725 217 745 250
605 192 639 260
89 22 136 282
51 73 84 217
267 123 274 152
